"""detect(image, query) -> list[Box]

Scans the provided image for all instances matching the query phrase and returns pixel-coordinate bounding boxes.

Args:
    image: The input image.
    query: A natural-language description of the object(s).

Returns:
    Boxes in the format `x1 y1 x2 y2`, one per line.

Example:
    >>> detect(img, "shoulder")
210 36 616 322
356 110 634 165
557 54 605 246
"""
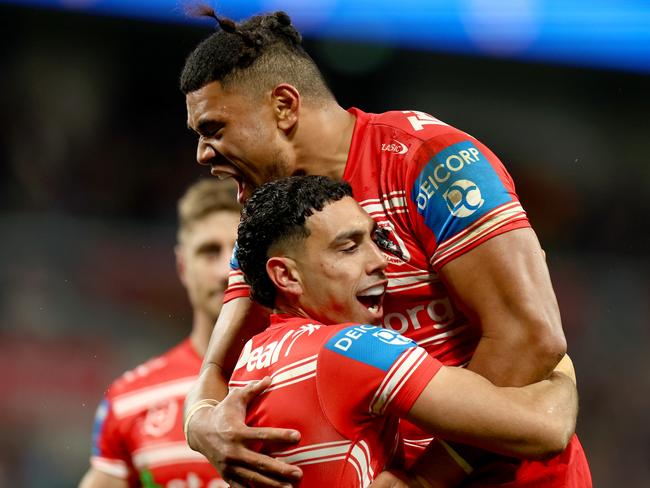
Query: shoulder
320 324 418 371
365 109 467 143
106 340 195 400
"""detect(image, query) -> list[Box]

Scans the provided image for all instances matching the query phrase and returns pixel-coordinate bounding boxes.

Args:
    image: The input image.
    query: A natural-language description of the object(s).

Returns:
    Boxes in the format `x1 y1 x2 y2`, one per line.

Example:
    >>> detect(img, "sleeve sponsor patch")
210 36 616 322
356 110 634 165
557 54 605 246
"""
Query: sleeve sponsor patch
410 141 512 242
91 398 109 456
230 242 240 270
324 325 416 372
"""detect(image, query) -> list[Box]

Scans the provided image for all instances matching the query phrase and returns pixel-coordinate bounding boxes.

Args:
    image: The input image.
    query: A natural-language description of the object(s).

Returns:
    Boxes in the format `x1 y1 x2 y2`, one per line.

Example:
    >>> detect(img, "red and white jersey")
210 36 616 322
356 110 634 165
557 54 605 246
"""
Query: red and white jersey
227 108 529 366
229 314 442 487
90 339 226 487
225 108 590 485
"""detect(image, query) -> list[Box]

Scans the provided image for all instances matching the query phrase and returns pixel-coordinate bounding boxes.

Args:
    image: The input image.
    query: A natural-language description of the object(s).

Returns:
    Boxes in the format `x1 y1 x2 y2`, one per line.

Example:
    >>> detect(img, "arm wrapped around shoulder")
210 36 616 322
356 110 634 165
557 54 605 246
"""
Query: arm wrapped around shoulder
406 359 578 462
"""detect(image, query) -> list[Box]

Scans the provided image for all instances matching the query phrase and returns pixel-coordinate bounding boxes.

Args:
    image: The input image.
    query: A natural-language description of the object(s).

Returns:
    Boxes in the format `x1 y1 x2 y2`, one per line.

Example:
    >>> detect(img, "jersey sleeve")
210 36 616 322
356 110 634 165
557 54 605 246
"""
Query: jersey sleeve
404 131 530 270
317 325 442 435
224 242 251 303
89 395 136 482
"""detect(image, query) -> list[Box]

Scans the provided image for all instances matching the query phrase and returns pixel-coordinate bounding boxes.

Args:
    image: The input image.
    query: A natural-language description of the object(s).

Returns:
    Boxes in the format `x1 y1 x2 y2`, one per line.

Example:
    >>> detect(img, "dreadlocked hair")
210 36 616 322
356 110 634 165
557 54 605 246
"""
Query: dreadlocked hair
180 8 332 99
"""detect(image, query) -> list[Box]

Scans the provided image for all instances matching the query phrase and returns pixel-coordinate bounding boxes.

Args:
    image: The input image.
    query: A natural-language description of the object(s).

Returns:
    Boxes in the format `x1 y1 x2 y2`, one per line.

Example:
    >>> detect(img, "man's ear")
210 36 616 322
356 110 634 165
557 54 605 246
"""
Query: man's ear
175 245 188 288
266 256 302 298
271 84 300 133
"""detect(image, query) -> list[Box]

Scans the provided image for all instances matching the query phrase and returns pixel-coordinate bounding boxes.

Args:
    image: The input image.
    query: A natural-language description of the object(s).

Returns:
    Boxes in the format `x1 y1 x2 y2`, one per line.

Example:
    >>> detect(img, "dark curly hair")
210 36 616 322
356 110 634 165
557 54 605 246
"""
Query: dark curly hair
236 176 352 309
180 9 332 99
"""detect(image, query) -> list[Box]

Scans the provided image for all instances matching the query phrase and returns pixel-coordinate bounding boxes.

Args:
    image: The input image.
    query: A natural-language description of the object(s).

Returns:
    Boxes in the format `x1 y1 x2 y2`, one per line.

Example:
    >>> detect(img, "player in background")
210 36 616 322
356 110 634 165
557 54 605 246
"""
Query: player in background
180 10 591 488
79 179 239 488
218 175 577 487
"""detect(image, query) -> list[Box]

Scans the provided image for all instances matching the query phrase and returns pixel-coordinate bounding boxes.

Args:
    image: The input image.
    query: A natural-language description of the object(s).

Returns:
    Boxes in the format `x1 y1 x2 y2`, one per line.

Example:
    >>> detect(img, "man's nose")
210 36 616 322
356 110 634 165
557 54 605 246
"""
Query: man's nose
197 140 217 166
369 242 389 273
214 251 232 281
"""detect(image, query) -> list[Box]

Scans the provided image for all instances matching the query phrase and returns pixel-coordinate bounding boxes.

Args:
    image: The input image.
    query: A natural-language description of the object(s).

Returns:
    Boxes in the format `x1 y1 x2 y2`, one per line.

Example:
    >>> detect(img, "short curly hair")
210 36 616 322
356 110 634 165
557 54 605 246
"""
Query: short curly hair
180 9 332 99
236 176 352 309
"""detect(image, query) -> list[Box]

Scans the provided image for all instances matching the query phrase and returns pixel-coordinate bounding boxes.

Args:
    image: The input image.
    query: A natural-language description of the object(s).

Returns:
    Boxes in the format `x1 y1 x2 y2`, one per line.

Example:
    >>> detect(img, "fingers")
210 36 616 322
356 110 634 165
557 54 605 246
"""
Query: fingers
217 446 301 480
233 376 272 404
225 465 297 488
239 425 301 444
223 453 302 488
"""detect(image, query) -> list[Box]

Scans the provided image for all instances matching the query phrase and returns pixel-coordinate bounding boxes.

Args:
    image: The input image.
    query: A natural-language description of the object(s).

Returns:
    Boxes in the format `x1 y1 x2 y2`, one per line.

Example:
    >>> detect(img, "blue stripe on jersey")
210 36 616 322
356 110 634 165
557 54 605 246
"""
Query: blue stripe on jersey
91 399 109 456
230 242 240 270
410 141 512 242
325 325 416 372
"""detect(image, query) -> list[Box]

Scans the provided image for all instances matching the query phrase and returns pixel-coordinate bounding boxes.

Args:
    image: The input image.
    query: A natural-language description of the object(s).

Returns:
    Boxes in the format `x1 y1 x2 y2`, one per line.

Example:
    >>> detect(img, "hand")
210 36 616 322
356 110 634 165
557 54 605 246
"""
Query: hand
187 377 303 487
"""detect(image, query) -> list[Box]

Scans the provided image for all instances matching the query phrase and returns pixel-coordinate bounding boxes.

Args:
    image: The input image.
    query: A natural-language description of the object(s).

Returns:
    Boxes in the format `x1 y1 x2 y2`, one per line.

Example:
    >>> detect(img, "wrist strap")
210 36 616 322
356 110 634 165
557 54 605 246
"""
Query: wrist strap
183 399 220 445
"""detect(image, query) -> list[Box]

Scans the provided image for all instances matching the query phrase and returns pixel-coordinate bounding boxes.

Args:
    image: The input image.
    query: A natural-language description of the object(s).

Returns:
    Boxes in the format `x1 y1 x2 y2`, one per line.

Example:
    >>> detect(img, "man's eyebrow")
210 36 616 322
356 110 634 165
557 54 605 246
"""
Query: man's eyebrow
331 228 365 245
199 119 223 133
333 229 363 242
195 241 223 253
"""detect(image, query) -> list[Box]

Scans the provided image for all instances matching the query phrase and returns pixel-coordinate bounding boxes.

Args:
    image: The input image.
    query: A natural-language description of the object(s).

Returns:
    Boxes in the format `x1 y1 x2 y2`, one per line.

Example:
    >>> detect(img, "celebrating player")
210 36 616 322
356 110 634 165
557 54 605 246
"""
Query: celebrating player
80 179 239 488
180 10 591 487
216 175 576 487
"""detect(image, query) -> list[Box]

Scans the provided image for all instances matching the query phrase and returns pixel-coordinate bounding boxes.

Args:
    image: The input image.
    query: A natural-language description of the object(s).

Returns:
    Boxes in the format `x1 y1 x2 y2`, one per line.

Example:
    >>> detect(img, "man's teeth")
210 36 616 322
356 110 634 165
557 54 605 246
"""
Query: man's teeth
367 303 380 313
358 285 385 297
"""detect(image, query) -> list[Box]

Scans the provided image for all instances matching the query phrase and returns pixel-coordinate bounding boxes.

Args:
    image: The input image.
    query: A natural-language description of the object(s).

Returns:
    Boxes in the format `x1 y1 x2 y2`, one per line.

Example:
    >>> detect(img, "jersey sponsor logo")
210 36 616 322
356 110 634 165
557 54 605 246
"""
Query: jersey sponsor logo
235 324 322 372
142 399 178 437
373 328 413 346
381 140 409 154
410 141 511 242
325 324 416 372
229 243 240 270
383 297 455 335
91 399 109 456
443 179 484 217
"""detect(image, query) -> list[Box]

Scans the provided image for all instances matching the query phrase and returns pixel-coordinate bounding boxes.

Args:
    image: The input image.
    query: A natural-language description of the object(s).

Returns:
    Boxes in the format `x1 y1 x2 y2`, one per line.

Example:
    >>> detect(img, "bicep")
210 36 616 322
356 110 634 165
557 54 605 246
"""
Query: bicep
441 228 565 384
79 468 129 488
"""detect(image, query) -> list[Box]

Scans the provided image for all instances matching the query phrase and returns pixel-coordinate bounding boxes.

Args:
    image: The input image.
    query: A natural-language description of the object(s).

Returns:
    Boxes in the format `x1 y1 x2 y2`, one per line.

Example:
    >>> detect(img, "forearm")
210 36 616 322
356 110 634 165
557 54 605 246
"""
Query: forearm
408 367 576 460
429 332 568 475
185 362 229 410
186 297 269 410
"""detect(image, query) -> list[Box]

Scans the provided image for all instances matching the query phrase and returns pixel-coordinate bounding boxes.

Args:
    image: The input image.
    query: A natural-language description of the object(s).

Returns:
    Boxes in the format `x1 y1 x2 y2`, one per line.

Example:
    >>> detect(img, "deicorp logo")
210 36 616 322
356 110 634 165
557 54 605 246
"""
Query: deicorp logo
410 140 512 243
443 179 484 217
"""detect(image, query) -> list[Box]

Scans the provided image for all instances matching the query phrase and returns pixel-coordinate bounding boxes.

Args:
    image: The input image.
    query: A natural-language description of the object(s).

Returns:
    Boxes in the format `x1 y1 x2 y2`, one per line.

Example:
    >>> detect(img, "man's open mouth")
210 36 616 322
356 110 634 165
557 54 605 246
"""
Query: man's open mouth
211 167 249 202
356 283 386 314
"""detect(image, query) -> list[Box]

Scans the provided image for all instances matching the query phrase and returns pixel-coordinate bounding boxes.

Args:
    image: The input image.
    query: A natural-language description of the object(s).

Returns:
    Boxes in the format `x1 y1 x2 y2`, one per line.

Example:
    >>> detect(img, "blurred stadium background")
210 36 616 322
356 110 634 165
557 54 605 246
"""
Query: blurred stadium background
0 1 648 486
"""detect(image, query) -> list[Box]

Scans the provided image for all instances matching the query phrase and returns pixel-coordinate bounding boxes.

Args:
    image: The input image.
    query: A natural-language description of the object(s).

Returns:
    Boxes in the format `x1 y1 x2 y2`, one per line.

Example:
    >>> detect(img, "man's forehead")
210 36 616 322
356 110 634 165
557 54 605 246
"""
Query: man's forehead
182 210 238 238
306 198 371 238
186 82 225 114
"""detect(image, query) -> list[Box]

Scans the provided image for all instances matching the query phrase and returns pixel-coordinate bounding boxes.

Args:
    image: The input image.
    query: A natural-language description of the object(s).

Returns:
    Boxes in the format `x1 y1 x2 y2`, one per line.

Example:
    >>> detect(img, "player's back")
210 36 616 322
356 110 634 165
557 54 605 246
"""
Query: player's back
229 314 438 486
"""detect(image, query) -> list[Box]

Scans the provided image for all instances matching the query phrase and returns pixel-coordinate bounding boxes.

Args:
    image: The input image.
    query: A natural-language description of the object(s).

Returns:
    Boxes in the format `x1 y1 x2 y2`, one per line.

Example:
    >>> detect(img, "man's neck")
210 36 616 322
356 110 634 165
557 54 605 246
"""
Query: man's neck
293 102 356 180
